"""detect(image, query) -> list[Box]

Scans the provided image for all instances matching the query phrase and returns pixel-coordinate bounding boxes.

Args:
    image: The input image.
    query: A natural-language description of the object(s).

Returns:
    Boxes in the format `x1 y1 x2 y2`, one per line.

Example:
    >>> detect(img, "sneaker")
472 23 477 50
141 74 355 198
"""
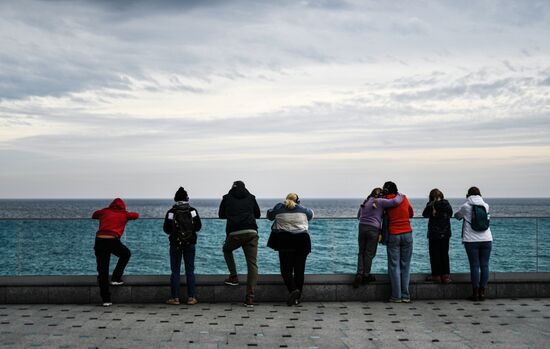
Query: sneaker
224 276 239 286
363 274 376 284
165 298 180 305
352 275 363 289
441 275 452 284
187 297 198 305
244 296 254 308
402 298 411 303
294 298 301 306
287 289 301 306
110 280 124 286
102 302 113 307
388 297 402 303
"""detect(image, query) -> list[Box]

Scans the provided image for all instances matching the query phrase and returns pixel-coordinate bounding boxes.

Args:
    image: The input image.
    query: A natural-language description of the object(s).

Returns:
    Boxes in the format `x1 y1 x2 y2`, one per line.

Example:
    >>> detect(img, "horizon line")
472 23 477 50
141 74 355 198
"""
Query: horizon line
1 196 550 200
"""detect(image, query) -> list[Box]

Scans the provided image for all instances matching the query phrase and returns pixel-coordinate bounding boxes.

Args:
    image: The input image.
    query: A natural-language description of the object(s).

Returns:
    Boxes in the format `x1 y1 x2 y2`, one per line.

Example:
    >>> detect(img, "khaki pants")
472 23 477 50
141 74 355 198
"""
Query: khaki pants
223 233 258 297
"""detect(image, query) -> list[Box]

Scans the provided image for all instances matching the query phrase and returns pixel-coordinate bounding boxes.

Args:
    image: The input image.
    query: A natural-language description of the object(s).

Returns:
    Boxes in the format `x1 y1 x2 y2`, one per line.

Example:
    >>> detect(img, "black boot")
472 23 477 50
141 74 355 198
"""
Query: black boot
468 287 479 301
478 287 486 301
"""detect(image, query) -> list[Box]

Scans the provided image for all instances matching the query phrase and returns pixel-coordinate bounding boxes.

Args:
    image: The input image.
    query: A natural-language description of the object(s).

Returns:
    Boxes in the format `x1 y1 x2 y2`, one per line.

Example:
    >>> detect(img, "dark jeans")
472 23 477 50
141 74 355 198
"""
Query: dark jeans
223 233 258 297
278 251 308 293
356 224 379 276
94 238 131 302
169 244 196 299
464 241 492 288
428 238 450 276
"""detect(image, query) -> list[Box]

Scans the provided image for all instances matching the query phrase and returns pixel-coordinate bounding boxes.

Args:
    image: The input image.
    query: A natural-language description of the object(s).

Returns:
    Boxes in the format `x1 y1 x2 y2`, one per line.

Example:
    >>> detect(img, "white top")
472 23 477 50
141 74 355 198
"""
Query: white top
454 195 493 242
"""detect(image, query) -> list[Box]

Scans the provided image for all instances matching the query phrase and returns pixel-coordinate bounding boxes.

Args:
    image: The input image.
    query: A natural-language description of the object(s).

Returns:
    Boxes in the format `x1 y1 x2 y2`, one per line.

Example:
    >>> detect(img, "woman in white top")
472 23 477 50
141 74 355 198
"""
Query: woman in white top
454 186 493 301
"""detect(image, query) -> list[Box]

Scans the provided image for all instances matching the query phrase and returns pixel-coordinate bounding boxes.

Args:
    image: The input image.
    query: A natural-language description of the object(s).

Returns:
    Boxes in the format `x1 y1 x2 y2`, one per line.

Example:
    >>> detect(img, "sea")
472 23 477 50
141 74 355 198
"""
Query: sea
1 198 549 276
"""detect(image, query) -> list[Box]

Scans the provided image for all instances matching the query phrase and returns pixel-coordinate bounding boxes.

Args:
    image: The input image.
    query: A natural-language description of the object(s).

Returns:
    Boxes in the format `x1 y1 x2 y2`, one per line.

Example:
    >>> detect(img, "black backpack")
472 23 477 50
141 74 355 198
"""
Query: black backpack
172 206 195 248
470 204 490 232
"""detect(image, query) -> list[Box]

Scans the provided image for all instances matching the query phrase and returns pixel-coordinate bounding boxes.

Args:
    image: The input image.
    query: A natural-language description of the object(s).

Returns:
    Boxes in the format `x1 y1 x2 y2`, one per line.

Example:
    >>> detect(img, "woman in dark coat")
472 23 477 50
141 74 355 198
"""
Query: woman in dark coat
422 188 453 283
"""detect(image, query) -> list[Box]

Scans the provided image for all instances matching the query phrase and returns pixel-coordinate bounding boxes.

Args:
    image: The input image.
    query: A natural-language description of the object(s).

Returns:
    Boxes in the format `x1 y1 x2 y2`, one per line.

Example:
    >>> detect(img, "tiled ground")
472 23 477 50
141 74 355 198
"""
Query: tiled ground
1 299 549 348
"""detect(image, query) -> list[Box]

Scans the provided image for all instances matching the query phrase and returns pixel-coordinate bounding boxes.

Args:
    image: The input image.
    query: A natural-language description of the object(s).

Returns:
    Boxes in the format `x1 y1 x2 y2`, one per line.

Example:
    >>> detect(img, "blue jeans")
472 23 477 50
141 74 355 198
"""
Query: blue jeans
169 244 196 299
386 233 413 300
464 241 492 288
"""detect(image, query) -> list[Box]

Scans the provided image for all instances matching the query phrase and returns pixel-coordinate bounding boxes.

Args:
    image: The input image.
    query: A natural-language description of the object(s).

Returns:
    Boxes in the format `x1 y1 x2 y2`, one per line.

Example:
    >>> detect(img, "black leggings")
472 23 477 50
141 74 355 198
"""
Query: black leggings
94 238 131 302
428 238 450 276
278 251 308 293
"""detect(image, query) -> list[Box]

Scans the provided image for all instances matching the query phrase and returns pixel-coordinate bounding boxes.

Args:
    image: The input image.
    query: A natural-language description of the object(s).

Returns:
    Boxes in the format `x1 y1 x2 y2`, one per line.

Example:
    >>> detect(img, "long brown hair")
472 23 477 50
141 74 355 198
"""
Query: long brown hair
429 188 444 216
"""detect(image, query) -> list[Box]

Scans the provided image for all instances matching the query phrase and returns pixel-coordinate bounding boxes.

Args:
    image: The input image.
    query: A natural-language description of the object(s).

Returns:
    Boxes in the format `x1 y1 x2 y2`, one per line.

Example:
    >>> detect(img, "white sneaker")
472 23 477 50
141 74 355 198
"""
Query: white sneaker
110 281 124 286
102 302 113 307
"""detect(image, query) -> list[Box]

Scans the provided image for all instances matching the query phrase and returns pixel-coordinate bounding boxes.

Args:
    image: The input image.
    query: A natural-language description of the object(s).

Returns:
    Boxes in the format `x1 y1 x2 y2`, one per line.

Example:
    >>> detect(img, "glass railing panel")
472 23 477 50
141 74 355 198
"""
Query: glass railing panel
538 218 550 272
490 218 538 272
0 217 545 275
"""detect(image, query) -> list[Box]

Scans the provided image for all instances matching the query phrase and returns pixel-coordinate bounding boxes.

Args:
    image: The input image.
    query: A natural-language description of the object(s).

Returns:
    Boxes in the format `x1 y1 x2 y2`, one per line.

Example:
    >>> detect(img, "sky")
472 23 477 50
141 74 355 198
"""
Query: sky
1 0 549 199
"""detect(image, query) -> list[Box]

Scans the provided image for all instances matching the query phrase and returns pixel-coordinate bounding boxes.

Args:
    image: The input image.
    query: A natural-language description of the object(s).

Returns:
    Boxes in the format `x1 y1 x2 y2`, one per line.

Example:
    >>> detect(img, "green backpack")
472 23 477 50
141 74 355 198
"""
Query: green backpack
471 205 490 231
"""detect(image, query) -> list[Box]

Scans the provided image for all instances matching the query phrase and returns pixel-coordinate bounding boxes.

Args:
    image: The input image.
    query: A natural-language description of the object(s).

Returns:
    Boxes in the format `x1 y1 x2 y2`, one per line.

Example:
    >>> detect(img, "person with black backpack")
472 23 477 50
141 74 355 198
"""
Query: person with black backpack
163 187 202 305
454 186 492 301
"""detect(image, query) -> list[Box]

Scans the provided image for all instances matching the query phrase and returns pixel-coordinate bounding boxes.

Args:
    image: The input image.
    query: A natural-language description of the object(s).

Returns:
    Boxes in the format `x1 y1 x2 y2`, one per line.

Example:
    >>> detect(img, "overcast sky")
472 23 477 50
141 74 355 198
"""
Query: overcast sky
1 0 549 199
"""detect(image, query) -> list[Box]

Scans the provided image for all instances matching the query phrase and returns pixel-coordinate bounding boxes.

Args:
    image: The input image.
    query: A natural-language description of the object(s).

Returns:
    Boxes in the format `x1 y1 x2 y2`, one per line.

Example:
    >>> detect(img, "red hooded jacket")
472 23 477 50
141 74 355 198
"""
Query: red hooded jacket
92 198 139 239
386 194 414 235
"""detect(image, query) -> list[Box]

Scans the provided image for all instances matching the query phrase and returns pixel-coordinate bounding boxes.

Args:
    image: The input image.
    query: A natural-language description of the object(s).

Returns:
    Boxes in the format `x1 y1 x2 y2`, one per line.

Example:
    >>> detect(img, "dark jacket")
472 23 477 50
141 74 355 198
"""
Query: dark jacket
422 199 452 239
163 202 202 246
218 185 261 234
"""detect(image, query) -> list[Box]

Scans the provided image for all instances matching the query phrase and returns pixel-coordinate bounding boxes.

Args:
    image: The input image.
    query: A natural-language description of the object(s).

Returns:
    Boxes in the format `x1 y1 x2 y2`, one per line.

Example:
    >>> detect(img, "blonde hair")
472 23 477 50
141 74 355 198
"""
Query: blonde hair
284 193 299 209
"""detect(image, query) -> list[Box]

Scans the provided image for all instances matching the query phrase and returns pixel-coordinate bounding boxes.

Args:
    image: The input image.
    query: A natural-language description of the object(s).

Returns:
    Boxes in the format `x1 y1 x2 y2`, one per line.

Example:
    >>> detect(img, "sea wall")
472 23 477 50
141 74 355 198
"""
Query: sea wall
1 273 549 304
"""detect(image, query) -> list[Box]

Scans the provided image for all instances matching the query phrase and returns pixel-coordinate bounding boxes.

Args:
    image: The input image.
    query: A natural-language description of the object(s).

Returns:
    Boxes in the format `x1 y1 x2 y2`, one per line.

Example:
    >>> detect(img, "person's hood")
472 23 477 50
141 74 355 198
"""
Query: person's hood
467 195 485 206
109 198 126 210
228 185 251 199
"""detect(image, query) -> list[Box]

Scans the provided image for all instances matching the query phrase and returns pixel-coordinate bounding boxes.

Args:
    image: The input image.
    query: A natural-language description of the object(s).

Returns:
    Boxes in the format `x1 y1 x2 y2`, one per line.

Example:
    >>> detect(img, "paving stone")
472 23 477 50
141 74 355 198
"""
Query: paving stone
1 299 550 348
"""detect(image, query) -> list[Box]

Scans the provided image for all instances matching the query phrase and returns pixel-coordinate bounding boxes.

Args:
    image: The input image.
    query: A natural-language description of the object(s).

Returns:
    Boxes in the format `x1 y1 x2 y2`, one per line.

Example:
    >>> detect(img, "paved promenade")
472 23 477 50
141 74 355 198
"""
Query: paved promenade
1 299 549 348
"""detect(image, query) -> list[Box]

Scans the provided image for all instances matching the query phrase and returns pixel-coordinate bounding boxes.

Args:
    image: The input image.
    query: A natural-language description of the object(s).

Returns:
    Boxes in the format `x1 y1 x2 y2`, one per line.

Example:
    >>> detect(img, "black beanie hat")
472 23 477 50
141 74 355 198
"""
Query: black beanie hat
174 187 189 202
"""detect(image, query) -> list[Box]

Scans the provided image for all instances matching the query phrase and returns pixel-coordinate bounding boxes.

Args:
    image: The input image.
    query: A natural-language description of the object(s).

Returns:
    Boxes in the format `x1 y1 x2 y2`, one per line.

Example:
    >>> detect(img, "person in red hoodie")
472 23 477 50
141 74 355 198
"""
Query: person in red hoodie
92 198 139 306
383 181 414 303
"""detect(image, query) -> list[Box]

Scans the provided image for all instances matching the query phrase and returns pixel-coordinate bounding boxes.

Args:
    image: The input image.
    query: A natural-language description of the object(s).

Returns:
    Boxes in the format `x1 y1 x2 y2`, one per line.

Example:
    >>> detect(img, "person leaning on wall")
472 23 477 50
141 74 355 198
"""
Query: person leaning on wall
354 187 403 288
163 187 202 306
267 193 314 306
422 188 453 284
92 198 139 307
454 186 493 301
383 181 414 303
218 180 261 307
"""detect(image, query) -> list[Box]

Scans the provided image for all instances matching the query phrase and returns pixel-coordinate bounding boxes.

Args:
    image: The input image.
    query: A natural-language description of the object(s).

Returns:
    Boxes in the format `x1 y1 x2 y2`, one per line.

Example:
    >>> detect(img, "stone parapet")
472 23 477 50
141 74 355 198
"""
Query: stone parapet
1 273 549 304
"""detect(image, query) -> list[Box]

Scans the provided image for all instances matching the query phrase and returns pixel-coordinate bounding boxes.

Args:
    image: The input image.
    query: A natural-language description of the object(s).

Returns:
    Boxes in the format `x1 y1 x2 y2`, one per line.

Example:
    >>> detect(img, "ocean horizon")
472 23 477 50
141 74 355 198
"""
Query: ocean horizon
1 198 550 219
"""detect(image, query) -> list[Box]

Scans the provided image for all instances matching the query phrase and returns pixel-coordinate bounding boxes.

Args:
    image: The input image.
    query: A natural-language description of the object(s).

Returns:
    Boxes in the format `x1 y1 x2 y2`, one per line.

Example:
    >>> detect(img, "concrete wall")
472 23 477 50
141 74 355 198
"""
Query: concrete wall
1 273 549 304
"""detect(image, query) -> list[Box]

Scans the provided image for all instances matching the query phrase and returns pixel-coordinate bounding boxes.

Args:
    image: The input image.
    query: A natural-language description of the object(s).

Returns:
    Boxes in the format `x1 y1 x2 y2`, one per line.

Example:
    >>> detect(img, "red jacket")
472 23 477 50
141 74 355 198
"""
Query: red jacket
92 198 139 239
386 194 414 235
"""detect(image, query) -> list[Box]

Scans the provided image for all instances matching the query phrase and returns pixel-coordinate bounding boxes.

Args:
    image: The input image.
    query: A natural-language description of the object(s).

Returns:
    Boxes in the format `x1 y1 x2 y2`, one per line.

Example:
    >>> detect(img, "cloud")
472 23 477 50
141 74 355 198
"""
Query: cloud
1 0 550 197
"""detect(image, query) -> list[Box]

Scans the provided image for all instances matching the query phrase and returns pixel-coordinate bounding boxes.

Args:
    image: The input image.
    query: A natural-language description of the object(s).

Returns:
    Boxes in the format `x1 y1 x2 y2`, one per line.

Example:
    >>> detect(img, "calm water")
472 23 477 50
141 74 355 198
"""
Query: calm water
1 199 549 276
2 198 550 218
